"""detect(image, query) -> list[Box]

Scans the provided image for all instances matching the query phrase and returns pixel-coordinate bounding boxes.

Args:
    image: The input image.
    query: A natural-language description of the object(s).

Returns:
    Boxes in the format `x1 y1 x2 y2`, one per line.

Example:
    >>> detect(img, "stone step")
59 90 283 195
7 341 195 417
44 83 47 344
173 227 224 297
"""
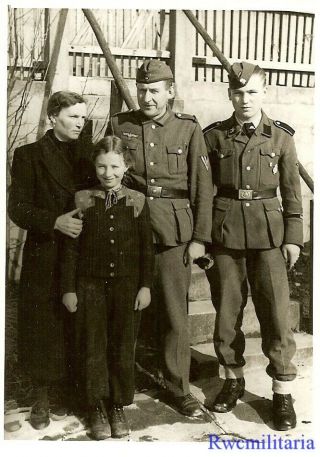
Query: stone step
188 297 300 345
190 332 313 381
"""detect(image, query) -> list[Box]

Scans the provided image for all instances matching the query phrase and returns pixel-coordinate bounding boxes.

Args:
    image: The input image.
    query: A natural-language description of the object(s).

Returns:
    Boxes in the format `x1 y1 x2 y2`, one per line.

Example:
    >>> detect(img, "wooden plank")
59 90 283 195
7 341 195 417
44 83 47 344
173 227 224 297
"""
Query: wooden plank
279 12 288 63
69 44 170 58
247 11 257 60
83 52 90 77
303 15 313 65
295 14 304 63
255 11 265 62
229 10 239 60
239 10 247 60
308 15 314 65
214 10 223 55
287 13 296 64
223 10 231 59
206 10 214 57
192 56 315 73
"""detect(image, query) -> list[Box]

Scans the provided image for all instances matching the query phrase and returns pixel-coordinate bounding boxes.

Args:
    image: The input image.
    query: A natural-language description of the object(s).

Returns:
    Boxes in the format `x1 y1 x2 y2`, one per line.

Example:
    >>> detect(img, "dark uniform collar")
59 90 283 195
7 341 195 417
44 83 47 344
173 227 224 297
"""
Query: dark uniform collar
226 111 272 139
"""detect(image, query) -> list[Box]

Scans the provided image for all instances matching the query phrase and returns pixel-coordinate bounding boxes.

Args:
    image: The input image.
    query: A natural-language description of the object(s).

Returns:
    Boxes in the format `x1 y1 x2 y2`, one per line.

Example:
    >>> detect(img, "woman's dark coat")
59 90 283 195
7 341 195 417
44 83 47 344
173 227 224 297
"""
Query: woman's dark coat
8 129 94 383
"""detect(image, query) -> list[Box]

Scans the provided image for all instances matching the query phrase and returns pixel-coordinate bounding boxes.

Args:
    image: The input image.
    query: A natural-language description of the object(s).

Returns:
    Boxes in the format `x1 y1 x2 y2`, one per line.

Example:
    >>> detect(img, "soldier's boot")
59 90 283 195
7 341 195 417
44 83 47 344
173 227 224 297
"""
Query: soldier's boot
272 394 296 431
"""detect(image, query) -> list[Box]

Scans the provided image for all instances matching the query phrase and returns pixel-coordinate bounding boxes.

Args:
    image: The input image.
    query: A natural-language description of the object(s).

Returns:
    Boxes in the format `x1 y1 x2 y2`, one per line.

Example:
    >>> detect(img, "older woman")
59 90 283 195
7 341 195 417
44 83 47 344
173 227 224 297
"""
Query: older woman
8 91 94 430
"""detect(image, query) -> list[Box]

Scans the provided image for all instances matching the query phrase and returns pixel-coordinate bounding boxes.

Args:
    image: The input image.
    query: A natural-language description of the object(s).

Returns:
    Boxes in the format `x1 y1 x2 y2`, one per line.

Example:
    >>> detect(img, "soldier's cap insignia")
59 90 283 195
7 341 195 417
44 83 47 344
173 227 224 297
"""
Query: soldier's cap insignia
228 61 263 89
136 59 173 84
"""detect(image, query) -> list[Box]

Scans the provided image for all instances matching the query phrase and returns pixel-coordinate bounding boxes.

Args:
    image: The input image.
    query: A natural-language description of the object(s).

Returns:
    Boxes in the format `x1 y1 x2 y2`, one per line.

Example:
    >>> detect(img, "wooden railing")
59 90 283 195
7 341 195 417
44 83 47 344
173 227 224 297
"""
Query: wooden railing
69 45 170 78
192 10 315 87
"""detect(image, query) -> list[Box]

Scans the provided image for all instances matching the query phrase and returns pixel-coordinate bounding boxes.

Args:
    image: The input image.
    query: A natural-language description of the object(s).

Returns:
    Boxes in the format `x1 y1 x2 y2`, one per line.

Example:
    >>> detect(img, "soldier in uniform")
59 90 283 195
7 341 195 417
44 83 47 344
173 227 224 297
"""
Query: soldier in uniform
203 61 303 430
106 60 213 417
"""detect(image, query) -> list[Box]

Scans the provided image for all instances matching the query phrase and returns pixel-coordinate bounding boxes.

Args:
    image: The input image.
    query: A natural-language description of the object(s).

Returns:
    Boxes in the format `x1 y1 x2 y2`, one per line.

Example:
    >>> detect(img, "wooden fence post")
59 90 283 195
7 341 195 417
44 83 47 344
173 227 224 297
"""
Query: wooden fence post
169 10 193 112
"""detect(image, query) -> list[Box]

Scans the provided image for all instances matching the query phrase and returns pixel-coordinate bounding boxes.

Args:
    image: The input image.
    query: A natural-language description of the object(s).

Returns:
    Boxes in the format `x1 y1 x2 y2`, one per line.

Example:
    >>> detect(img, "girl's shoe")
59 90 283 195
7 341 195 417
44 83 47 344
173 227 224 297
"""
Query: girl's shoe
108 405 130 438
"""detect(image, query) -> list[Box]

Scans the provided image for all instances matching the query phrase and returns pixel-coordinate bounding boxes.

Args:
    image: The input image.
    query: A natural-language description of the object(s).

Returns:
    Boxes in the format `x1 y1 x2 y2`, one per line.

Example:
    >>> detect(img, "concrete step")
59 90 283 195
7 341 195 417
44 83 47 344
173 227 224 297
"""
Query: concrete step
190 332 313 381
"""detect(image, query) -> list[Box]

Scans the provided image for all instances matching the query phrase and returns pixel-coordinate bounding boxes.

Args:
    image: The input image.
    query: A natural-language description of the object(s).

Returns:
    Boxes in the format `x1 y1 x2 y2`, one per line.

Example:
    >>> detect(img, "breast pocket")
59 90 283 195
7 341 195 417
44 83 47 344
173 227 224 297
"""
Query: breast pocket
213 149 235 186
259 147 281 188
167 144 188 174
121 137 144 173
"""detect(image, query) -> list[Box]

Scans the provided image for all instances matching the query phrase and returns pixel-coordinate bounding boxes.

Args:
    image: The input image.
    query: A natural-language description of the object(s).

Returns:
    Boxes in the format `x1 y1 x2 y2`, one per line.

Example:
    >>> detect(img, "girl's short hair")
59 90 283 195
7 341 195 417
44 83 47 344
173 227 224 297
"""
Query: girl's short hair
92 136 131 167
47 91 86 117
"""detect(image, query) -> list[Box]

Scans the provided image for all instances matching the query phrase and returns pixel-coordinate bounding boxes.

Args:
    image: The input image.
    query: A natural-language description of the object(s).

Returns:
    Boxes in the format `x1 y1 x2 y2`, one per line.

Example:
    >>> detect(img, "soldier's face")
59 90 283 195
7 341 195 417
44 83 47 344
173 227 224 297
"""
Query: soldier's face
228 74 266 122
95 151 128 190
137 81 174 119
50 103 87 141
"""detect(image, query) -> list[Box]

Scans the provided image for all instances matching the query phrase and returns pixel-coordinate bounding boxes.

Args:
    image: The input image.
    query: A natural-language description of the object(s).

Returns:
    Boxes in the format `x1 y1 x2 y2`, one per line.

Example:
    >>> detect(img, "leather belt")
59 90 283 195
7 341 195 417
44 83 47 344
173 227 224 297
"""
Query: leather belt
134 184 189 199
216 188 277 200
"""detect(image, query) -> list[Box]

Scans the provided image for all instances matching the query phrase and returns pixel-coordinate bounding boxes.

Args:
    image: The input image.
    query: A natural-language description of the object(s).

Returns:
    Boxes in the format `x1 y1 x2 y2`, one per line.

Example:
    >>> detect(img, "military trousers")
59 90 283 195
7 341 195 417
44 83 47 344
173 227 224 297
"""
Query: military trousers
142 244 191 396
206 245 297 381
74 276 141 407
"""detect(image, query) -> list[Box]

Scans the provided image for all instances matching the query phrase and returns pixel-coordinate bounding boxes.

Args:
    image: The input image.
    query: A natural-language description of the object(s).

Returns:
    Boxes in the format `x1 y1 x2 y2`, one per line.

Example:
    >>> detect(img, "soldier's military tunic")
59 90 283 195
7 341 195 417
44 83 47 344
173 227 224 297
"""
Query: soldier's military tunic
107 108 213 395
204 111 303 381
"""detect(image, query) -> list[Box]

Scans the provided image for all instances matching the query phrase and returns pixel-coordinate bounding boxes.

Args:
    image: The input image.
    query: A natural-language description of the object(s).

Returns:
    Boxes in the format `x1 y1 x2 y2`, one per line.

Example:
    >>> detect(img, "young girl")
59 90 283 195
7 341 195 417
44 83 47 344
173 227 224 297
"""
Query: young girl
61 136 154 440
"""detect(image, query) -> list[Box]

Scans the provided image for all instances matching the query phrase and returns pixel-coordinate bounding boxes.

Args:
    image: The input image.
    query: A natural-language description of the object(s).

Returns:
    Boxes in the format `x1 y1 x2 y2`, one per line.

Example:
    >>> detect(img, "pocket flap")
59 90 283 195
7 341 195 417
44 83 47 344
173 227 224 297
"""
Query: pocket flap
214 148 233 159
172 199 190 211
263 199 281 211
260 147 280 158
123 138 138 149
167 145 184 155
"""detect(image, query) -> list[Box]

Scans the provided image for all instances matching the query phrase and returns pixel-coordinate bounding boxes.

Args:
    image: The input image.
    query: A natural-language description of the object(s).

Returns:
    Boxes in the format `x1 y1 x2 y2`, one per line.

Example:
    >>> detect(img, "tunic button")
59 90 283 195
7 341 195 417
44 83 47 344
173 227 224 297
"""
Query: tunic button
152 189 157 193
245 202 250 207
177 148 182 154
271 152 275 157
269 162 273 167
150 161 154 166
177 113 181 117
150 142 155 147
245 185 251 189
220 154 224 158
246 166 251 171
109 227 114 231
110 272 115 277
110 215 114 219
110 239 115 244
110 263 115 268
149 197 154 200
151 124 156 129
150 178 155 183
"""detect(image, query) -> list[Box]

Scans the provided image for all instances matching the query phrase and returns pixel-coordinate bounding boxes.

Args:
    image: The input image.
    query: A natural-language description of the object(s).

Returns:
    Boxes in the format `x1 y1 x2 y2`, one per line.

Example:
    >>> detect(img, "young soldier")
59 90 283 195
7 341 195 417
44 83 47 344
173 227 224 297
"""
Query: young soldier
203 62 303 431
106 60 213 417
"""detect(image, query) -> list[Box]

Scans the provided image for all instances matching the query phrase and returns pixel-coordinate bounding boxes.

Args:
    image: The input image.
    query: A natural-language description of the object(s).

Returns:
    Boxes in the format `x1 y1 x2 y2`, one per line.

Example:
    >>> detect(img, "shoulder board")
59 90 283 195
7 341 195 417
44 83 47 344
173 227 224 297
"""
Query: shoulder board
175 112 197 122
111 109 134 118
203 121 222 134
274 120 295 136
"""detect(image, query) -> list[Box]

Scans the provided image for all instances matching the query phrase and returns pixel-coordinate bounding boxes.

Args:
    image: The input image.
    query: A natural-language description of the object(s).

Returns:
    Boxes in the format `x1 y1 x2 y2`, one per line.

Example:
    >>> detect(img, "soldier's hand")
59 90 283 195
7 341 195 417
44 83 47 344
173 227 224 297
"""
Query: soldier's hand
62 292 78 313
282 243 301 270
54 208 83 238
134 287 151 311
184 241 205 265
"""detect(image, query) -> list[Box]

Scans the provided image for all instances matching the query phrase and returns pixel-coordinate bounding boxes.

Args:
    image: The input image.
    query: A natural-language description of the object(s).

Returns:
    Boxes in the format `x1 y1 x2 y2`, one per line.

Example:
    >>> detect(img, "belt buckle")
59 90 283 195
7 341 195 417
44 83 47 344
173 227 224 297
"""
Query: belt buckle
147 185 162 198
238 189 253 200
